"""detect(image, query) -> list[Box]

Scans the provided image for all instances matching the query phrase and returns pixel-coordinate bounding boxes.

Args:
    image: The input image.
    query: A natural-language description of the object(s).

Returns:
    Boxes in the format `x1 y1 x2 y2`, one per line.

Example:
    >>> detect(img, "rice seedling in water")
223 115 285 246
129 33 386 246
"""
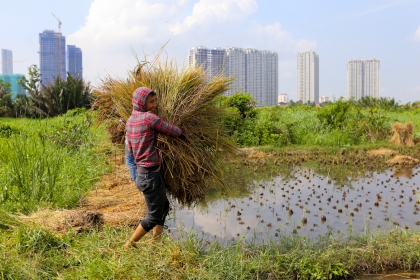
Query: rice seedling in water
92 49 237 205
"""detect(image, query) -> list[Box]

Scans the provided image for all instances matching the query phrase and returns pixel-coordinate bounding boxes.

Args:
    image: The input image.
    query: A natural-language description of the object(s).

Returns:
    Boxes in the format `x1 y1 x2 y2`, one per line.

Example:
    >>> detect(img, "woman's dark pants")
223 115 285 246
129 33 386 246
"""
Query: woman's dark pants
135 170 169 232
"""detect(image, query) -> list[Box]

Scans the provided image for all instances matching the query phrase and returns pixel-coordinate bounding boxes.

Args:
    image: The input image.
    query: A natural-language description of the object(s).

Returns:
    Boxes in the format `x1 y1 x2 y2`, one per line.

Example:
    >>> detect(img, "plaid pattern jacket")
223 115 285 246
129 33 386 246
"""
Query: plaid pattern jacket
126 87 182 168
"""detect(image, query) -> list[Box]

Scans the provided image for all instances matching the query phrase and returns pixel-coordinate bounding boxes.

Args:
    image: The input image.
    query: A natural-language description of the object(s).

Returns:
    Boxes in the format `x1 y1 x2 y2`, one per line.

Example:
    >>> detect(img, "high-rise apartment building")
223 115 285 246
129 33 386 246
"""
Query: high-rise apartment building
347 59 380 100
278 93 289 105
67 45 83 77
189 46 278 106
319 96 329 103
225 47 246 96
39 30 66 84
245 48 263 103
261 50 278 106
188 46 226 78
209 48 225 78
1 49 13 75
188 46 208 70
242 49 278 106
297 50 319 104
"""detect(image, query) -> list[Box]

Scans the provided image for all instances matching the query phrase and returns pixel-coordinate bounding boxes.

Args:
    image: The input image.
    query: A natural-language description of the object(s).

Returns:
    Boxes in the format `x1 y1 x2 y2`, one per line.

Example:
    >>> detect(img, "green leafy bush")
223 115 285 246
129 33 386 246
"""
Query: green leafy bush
46 110 93 151
316 98 352 130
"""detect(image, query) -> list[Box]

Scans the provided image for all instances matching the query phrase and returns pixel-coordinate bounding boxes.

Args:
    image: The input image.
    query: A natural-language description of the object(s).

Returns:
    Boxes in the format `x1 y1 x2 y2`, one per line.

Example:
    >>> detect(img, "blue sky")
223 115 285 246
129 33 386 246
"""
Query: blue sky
1 0 419 103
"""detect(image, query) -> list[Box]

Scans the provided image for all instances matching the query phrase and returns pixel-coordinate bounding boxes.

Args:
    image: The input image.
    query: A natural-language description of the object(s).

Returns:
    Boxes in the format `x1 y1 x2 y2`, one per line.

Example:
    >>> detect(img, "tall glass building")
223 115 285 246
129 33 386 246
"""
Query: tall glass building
67 45 83 78
39 30 66 84
1 49 13 75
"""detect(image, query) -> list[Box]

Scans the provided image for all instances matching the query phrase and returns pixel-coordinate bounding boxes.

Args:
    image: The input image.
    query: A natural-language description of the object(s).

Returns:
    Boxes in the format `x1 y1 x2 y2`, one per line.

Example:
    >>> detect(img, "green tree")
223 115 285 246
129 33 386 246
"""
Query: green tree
226 93 256 118
18 64 41 97
0 78 13 117
18 65 92 117
13 94 32 118
356 96 399 110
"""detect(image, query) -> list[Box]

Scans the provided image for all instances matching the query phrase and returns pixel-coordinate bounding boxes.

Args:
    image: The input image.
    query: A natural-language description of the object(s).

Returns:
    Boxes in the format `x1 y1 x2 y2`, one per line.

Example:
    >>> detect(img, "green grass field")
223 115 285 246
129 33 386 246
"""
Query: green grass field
1 107 420 279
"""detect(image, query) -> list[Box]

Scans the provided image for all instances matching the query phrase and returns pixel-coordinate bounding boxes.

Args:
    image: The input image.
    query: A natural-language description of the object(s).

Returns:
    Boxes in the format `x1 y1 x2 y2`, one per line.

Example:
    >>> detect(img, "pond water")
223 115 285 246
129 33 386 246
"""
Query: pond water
167 156 420 243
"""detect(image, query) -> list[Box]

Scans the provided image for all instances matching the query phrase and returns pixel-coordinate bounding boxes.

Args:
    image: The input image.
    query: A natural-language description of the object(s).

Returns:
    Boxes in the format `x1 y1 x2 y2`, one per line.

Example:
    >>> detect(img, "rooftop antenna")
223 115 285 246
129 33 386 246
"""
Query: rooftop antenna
51 13 63 79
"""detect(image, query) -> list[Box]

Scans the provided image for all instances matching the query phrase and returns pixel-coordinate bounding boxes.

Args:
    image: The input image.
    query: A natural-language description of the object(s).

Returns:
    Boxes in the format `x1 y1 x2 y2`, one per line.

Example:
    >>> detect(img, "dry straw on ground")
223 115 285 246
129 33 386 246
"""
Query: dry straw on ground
389 122 415 146
92 49 237 206
17 155 147 233
367 148 396 157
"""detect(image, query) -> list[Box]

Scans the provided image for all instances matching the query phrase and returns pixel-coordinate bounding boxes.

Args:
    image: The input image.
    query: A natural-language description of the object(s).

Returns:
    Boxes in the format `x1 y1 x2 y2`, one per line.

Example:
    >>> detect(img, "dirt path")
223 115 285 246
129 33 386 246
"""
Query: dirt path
19 155 146 233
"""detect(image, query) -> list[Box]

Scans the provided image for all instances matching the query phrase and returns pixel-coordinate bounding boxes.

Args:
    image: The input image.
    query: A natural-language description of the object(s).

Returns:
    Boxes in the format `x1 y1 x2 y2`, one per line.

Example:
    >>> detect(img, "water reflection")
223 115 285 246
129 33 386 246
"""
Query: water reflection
358 272 420 279
167 156 420 243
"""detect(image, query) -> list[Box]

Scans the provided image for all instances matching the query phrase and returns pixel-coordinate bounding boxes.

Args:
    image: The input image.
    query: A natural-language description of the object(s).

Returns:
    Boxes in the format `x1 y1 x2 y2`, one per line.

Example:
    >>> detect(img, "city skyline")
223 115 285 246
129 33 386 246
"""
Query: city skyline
188 46 278 106
0 0 419 103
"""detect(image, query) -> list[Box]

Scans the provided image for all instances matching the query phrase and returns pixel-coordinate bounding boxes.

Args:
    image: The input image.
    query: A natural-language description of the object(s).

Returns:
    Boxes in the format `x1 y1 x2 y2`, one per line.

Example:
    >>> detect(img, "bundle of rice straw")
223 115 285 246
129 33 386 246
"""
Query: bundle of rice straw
92 51 237 206
389 122 415 146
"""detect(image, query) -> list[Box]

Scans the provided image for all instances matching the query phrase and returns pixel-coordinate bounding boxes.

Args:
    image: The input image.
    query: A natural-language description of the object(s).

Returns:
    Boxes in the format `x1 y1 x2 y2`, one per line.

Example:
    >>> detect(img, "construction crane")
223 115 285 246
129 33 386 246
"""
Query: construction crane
51 13 62 33
0 60 27 64
52 13 63 79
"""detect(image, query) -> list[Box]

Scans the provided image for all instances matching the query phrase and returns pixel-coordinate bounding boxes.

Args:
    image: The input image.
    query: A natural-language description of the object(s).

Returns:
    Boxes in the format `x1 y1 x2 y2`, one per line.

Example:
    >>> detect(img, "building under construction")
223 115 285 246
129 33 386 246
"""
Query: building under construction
39 30 66 84
0 74 25 99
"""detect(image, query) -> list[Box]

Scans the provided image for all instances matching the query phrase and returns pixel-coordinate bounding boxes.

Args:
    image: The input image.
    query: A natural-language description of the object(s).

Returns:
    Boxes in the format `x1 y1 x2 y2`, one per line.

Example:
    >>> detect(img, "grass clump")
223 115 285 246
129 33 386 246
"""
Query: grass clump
3 221 420 279
0 124 19 138
17 226 67 254
92 50 236 206
0 110 110 213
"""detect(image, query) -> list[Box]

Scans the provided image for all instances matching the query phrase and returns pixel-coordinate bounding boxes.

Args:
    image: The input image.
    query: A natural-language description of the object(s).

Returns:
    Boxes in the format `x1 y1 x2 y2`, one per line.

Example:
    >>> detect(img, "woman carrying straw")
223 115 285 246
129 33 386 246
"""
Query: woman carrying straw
119 118 137 182
124 87 182 248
